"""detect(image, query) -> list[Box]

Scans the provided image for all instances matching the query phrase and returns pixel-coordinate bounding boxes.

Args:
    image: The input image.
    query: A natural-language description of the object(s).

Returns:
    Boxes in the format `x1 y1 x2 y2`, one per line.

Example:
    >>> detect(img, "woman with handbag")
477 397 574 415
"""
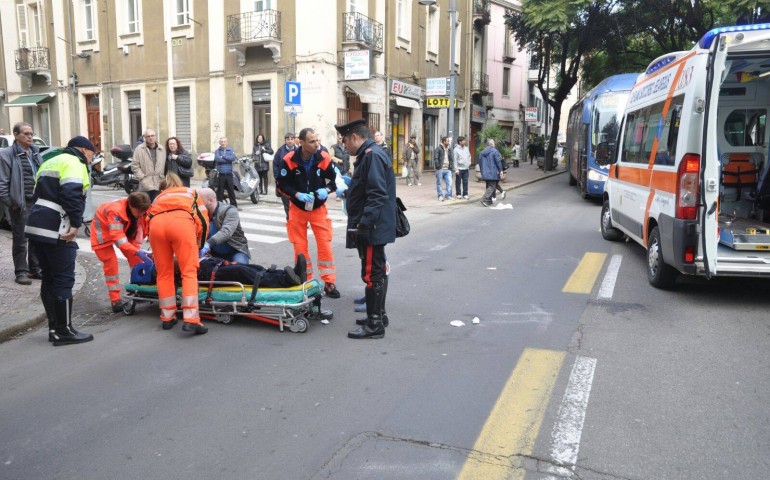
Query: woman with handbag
165 136 194 187
253 134 274 195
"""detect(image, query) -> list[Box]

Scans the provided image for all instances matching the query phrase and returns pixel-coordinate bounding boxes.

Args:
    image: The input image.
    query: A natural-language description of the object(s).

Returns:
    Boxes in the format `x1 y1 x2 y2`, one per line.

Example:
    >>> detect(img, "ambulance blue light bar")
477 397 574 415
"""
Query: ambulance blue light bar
646 56 677 75
699 23 770 49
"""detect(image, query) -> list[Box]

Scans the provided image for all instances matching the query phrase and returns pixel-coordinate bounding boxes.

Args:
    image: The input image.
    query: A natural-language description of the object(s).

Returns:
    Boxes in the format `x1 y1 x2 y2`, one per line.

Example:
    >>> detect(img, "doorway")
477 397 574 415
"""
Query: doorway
85 94 101 152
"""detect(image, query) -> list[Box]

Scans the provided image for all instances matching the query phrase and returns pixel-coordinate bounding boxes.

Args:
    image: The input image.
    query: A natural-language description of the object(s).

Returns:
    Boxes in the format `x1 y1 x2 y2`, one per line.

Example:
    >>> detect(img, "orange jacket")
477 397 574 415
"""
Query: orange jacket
147 187 209 248
90 197 147 258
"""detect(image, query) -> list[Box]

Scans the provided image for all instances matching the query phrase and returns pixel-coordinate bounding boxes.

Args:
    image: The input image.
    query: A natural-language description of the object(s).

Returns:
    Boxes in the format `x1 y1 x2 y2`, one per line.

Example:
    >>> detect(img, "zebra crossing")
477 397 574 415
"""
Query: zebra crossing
75 204 348 255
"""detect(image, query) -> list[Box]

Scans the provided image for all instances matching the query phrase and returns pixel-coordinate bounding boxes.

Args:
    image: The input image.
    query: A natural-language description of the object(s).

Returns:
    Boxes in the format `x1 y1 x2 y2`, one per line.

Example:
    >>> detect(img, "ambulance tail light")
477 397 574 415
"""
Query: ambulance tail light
676 154 700 220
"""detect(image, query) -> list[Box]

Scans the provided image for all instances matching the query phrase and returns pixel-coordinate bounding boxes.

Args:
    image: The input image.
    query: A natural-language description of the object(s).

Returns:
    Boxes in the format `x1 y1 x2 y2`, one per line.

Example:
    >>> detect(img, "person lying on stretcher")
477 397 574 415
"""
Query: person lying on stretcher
198 253 308 288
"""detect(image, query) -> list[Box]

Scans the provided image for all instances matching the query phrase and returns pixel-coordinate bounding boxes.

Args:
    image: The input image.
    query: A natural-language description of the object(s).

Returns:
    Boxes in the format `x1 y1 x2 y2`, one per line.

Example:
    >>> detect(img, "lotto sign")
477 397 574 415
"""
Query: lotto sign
525 107 538 122
426 97 458 108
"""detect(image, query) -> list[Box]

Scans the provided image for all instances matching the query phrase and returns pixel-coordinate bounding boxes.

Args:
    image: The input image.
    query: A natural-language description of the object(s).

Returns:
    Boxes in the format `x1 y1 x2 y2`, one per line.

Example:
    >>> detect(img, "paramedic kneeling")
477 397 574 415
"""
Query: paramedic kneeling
334 118 397 340
91 192 152 312
147 173 210 334
198 188 250 264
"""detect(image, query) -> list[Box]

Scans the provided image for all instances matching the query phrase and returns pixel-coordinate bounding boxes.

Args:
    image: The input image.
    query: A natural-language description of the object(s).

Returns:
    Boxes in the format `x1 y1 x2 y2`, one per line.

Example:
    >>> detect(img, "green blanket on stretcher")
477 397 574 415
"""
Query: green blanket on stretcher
124 279 323 305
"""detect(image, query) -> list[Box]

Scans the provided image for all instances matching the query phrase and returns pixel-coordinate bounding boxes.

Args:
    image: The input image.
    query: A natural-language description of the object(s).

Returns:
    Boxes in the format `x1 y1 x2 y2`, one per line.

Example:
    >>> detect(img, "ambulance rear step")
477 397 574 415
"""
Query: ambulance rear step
718 215 770 251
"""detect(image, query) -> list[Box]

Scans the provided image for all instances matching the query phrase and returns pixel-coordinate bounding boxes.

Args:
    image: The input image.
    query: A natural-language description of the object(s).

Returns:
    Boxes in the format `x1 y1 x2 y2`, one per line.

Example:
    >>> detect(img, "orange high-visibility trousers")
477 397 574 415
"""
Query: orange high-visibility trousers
148 210 202 325
94 245 142 302
286 203 336 284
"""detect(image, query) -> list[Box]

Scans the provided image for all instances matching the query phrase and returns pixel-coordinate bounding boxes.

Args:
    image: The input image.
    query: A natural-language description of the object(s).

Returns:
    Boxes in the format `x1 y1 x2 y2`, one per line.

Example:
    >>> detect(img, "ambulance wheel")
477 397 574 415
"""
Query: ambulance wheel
647 226 677 289
250 191 259 204
601 200 625 241
289 317 308 333
122 300 136 316
216 314 234 324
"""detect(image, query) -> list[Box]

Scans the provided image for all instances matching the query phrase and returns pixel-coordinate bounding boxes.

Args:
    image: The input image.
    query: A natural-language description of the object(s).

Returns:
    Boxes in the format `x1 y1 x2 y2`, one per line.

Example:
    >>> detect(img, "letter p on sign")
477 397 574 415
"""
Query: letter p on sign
285 81 301 105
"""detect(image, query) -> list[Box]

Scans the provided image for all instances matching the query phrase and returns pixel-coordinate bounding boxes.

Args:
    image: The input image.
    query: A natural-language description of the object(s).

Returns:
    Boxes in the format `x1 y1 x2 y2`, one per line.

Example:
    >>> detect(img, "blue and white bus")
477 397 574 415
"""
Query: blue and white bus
566 73 639 198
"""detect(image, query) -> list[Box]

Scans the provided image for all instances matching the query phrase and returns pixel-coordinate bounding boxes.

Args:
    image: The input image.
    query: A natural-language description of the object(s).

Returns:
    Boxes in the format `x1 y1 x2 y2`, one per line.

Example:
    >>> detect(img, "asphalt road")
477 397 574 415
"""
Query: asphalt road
0 179 768 479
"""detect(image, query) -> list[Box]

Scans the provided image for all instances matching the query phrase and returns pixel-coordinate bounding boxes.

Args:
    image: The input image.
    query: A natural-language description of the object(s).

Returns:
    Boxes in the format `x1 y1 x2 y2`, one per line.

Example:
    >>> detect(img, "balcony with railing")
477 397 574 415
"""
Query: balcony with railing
15 47 51 85
473 0 491 29
227 10 282 65
471 71 489 94
341 12 383 55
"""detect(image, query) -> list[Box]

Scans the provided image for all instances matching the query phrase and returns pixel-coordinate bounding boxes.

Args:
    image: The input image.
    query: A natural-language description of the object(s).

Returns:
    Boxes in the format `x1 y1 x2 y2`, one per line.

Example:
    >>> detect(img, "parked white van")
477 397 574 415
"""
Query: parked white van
600 23 770 288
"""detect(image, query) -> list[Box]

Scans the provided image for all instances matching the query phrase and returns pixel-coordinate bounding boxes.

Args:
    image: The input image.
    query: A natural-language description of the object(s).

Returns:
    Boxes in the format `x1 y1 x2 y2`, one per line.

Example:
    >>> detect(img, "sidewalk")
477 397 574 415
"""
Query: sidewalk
0 161 563 343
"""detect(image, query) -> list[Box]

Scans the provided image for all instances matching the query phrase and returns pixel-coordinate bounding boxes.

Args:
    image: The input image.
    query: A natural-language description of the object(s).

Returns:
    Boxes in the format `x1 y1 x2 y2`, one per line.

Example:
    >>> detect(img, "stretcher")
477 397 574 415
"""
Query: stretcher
121 279 329 333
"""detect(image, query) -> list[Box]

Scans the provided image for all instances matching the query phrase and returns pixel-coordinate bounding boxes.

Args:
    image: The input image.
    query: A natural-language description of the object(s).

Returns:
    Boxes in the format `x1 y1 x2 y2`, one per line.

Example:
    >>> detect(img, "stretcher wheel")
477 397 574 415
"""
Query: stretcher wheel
122 300 136 316
289 317 308 333
83 224 90 237
215 314 234 324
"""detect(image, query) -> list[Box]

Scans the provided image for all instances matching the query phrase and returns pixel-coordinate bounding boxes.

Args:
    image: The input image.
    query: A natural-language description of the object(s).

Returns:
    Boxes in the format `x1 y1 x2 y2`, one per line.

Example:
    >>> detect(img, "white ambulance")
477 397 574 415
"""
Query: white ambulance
600 23 770 288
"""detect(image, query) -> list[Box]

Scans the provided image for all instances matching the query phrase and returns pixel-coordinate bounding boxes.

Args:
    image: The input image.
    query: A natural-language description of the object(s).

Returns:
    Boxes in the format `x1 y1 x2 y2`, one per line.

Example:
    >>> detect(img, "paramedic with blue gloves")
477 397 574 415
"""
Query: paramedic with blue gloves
198 188 250 263
26 136 96 346
214 136 239 210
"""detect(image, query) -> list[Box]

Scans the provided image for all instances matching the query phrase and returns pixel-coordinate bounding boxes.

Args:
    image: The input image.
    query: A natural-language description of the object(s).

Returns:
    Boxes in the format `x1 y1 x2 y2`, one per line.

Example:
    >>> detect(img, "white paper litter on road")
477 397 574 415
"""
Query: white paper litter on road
450 320 466 327
486 267 497 270
472 317 480 324
490 203 513 210
320 319 330 325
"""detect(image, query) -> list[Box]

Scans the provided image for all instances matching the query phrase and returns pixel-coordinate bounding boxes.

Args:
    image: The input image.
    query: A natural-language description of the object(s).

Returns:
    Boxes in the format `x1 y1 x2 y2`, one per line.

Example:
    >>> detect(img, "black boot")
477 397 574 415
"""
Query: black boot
51 297 94 346
294 254 307 283
41 291 57 342
348 282 385 339
355 275 389 327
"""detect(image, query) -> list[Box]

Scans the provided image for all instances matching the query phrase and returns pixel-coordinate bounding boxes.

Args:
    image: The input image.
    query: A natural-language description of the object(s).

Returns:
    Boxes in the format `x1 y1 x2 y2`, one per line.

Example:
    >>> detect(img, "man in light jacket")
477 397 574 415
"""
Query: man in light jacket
453 136 472 199
131 129 165 202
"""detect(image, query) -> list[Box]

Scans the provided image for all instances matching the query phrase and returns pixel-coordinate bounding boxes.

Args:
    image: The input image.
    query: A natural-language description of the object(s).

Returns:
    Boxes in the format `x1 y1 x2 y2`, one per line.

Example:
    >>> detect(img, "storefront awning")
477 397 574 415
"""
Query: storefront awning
345 84 380 104
394 96 421 110
5 93 55 108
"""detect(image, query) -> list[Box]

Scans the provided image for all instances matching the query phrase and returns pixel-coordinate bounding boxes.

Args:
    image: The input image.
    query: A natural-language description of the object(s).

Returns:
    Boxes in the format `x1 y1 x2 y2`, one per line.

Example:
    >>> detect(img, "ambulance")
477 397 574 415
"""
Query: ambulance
599 23 770 288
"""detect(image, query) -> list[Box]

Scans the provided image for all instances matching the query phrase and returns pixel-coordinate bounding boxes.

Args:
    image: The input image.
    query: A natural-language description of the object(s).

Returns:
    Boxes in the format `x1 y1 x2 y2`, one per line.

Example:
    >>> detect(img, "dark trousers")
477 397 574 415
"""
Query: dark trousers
482 180 499 203
10 201 39 275
144 190 159 203
455 169 469 196
31 240 77 299
217 172 238 207
356 240 386 288
258 170 269 194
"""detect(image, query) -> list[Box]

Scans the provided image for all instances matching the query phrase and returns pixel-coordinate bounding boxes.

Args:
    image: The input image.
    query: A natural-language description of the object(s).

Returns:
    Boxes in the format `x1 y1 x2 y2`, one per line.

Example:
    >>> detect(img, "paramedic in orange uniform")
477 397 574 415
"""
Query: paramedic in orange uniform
146 173 209 334
275 127 340 298
90 192 152 312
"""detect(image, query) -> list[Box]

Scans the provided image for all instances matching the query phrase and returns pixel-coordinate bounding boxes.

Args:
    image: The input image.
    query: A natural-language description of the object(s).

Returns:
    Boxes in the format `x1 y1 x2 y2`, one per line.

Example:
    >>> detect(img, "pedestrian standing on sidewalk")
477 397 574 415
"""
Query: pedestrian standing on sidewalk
374 131 393 162
90 192 152 312
479 139 504 207
26 136 96 346
131 129 165 202
454 136 471 199
274 132 297 220
164 137 193 188
214 136 240 210
253 134 274 195
403 135 421 186
433 136 454 201
330 133 350 175
334 118 396 339
0 122 43 285
276 127 340 298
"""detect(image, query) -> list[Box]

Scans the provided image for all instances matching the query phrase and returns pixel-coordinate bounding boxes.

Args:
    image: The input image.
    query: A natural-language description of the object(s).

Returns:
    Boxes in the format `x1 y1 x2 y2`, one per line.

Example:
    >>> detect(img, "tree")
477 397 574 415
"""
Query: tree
506 0 618 170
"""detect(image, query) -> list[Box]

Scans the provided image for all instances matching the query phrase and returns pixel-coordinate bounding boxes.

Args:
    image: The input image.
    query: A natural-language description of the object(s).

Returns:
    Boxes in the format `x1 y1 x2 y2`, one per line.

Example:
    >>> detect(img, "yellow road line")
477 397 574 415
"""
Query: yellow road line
562 252 608 294
457 348 566 480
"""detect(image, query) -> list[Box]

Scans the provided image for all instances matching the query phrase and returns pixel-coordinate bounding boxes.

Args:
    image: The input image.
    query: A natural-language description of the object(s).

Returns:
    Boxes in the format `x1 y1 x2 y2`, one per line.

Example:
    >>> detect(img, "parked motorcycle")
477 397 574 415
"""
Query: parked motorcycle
109 144 139 194
90 149 135 195
196 152 260 204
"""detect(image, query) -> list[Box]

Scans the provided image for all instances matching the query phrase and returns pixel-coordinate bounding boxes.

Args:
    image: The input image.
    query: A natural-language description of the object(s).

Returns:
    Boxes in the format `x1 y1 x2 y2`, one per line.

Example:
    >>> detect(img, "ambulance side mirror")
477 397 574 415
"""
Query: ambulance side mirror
595 142 616 166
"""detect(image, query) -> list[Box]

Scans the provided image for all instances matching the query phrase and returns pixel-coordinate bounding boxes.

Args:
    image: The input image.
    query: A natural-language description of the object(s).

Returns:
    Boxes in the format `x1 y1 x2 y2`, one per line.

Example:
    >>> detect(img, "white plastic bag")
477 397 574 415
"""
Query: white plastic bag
402 165 408 178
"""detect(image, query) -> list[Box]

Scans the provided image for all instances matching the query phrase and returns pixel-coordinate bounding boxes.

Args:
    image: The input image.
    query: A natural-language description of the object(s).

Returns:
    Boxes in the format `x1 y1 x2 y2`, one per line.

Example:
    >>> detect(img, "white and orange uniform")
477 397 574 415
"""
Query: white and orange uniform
90 198 147 303
146 187 209 327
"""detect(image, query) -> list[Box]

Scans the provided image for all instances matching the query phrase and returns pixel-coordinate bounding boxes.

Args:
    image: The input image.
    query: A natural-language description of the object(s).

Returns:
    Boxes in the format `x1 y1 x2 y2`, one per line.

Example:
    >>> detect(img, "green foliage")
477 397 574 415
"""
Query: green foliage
477 124 512 160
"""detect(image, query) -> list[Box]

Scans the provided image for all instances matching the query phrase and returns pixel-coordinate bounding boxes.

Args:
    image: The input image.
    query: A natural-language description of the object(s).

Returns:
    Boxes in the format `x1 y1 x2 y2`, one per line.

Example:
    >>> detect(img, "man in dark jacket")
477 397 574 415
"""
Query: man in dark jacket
478 139 504 207
0 122 43 284
276 127 340 298
199 188 250 264
335 118 397 339
433 136 454 201
214 136 239 209
273 132 297 220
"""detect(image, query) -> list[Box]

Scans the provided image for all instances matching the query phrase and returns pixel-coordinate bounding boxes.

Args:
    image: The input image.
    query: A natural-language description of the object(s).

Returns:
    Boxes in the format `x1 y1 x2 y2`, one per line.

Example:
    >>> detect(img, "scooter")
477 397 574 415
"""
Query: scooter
197 153 260 204
90 150 135 193
109 144 139 194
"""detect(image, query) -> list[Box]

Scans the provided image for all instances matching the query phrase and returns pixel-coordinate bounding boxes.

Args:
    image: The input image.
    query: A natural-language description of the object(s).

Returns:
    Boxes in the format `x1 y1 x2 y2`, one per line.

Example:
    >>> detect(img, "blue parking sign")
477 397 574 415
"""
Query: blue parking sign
285 81 301 105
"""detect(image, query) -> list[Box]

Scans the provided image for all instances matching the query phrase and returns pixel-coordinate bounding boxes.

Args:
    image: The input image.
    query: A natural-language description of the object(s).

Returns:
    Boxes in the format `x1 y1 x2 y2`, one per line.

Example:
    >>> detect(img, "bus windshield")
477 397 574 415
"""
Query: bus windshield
591 93 627 150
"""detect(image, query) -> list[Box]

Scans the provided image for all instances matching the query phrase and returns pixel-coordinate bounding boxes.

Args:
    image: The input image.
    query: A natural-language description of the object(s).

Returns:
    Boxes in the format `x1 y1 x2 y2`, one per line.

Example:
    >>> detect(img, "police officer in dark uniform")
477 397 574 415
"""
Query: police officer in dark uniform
334 118 397 339
26 136 96 346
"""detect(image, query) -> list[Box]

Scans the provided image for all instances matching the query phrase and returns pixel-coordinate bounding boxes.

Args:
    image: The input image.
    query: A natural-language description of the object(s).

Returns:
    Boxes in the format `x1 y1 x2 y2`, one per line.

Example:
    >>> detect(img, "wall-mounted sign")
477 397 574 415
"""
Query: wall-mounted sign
390 79 422 100
426 77 449 96
426 97 459 108
344 50 370 81
471 104 486 123
525 107 538 122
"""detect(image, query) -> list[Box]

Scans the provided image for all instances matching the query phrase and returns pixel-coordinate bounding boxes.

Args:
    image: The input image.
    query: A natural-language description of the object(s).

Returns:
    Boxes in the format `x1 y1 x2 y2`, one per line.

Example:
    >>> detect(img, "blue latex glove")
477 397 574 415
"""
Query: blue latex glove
296 192 314 203
342 175 352 186
199 243 211 258
136 249 152 264
315 188 328 201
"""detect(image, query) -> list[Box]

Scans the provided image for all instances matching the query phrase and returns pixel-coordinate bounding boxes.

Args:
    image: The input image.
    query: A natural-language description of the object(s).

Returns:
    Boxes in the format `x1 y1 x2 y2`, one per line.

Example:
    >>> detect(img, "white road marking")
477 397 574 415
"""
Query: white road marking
597 254 622 300
545 355 597 478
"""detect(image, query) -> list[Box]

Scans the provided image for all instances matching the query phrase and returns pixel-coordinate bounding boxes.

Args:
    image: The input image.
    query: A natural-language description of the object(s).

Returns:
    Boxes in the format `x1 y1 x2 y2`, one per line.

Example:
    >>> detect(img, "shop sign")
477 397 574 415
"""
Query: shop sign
390 79 422 100
525 107 538 122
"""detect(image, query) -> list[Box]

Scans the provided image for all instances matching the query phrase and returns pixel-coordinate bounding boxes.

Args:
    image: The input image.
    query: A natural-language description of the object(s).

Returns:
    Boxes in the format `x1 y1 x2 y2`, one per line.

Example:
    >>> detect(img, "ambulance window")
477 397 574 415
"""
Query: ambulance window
656 96 684 166
622 110 647 164
725 109 767 146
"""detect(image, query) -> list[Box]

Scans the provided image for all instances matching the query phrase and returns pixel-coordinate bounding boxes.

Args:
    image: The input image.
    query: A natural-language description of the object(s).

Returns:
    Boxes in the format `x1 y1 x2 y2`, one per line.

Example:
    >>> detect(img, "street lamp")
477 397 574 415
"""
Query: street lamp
419 0 457 142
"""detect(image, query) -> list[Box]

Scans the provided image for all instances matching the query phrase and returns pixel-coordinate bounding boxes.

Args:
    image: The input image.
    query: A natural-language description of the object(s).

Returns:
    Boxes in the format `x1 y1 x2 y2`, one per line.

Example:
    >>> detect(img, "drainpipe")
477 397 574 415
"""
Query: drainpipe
66 0 79 123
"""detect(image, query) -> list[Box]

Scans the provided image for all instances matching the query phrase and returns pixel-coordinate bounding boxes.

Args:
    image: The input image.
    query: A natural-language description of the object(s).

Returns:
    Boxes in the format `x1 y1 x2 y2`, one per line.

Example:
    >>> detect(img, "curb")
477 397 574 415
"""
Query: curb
0 257 87 344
